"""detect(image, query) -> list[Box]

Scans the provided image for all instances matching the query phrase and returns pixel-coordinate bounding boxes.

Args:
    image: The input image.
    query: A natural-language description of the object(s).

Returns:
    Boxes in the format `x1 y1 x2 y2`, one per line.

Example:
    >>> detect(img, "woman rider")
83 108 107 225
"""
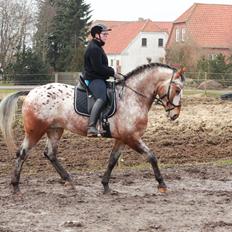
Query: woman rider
83 24 122 137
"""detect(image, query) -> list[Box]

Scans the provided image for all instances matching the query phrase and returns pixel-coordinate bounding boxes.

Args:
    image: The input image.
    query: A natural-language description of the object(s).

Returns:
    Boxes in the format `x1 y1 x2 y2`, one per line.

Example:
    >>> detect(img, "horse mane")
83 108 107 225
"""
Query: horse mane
124 63 178 80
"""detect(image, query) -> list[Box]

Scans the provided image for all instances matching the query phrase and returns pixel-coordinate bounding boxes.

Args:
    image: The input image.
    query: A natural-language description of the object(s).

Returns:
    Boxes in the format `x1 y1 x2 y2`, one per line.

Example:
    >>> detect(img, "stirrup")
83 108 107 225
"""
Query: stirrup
87 127 100 137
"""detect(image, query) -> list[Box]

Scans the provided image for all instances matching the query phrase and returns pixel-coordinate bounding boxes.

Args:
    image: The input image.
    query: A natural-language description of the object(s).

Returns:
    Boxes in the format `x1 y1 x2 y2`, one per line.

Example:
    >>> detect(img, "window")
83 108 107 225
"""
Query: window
116 60 121 72
181 28 186 42
142 38 147 47
208 54 217 60
175 28 180 42
158 38 164 47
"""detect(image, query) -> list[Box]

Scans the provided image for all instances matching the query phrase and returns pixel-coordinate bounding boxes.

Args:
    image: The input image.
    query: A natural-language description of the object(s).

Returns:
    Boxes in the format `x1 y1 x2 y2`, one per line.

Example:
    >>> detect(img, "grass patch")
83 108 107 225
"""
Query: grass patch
213 159 232 166
118 158 232 171
0 89 15 93
0 90 16 100
0 82 14 86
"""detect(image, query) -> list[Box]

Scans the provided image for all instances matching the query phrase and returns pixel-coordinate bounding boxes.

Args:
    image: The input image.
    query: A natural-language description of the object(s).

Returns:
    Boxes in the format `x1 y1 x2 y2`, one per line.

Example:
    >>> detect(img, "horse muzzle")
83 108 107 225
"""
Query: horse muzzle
166 108 180 121
170 113 179 121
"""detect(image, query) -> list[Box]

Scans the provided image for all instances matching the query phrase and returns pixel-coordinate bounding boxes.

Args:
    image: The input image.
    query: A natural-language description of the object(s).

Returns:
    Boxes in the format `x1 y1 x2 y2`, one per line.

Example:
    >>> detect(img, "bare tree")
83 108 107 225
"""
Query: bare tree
34 0 56 62
0 0 35 68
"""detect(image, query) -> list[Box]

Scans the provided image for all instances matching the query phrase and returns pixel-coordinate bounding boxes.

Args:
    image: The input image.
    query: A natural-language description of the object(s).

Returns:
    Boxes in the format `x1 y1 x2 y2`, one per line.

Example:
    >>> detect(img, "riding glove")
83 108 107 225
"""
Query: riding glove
114 73 125 81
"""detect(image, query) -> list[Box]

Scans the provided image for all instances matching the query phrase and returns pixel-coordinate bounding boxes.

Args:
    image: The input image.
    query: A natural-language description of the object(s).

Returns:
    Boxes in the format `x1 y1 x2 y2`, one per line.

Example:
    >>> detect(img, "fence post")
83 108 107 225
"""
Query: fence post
204 72 207 96
73 72 79 84
55 73 58 83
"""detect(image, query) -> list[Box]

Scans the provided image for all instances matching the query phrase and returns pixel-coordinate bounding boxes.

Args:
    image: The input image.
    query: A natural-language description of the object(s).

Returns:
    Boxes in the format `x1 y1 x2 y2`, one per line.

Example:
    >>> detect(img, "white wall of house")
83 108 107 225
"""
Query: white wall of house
107 54 122 74
107 32 168 74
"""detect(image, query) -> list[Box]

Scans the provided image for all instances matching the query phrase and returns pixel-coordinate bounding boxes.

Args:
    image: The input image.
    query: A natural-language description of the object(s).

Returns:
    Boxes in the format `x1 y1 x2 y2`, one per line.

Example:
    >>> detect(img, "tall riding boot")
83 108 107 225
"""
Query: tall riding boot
87 99 105 137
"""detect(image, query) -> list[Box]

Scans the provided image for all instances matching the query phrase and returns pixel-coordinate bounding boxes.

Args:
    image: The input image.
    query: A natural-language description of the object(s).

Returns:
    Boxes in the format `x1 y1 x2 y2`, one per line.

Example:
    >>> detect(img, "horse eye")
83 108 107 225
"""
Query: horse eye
176 89 181 95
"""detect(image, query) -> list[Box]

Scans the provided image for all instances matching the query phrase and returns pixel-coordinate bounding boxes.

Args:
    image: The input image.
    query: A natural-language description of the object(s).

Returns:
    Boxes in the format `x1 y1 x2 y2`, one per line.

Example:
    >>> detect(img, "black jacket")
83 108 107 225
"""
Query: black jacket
84 39 115 80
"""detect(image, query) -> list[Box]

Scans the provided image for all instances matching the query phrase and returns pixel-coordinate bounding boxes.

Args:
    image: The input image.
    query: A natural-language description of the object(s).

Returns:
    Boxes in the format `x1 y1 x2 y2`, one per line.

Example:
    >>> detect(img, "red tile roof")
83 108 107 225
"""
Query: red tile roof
175 3 232 48
93 20 172 54
155 22 173 34
93 20 131 28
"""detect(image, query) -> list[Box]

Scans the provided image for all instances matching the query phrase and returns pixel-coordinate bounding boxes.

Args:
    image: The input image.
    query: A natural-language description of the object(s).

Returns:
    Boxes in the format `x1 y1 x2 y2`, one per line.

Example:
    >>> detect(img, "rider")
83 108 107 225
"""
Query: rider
83 24 122 137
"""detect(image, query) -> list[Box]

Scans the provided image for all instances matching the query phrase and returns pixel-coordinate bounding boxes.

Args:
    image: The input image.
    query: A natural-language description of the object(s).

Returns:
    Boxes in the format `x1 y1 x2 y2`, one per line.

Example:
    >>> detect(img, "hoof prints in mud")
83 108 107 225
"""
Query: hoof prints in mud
1 97 232 232
202 221 232 232
0 165 232 232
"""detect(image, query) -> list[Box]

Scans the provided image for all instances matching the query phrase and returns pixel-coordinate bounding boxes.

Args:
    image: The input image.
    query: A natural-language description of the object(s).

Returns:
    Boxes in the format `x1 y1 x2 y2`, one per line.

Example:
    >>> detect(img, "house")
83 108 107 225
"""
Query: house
93 19 172 74
166 3 232 61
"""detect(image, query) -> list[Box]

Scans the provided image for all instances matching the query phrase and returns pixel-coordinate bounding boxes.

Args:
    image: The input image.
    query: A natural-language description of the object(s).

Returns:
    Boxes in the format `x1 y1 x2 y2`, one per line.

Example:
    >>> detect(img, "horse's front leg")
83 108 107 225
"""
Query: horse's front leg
129 138 167 193
101 139 125 194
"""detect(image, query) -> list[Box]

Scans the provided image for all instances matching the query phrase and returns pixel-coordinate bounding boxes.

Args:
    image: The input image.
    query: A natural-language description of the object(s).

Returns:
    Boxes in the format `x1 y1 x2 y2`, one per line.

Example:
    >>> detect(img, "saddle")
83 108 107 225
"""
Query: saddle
74 76 117 137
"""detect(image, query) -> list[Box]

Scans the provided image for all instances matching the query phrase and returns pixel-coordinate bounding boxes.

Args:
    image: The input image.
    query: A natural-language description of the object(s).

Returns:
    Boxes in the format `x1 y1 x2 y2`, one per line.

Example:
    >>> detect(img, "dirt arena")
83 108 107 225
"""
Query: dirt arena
0 96 232 232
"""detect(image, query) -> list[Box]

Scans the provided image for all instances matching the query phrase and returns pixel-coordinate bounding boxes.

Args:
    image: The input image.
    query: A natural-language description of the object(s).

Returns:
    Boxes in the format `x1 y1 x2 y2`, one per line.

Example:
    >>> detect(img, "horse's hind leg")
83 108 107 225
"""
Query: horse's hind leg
11 137 30 193
101 139 125 194
43 128 75 190
11 133 43 194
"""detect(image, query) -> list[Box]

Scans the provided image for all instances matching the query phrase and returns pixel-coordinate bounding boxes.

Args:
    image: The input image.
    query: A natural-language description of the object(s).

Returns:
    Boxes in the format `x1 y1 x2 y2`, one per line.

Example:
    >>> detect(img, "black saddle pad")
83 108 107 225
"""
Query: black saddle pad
74 86 116 118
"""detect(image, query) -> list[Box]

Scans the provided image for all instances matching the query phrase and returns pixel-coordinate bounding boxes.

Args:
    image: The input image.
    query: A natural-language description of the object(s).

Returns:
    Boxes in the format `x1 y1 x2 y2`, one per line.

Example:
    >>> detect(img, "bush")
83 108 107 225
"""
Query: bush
4 48 51 85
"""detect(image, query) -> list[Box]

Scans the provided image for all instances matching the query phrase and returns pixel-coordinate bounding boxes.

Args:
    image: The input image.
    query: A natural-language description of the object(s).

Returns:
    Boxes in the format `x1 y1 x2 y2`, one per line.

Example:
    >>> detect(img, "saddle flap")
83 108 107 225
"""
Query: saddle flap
74 84 117 118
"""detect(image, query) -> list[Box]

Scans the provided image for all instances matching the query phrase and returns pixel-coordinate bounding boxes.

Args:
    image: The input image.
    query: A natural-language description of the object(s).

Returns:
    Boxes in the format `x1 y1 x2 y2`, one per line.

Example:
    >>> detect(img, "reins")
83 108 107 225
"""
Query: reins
117 73 149 99
120 84 149 99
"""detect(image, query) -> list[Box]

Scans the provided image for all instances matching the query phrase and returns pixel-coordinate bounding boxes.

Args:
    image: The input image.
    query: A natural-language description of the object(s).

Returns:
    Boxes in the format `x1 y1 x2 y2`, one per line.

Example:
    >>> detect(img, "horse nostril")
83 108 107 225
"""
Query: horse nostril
171 114 178 120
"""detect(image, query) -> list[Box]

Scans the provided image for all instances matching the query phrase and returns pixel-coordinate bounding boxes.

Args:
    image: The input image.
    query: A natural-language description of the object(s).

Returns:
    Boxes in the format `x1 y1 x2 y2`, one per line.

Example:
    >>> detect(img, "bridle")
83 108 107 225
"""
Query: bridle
118 70 182 112
154 70 182 112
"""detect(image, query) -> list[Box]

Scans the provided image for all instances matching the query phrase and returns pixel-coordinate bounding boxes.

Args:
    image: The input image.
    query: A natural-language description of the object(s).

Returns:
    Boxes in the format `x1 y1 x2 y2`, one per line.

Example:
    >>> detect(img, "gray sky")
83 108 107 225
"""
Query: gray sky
85 0 232 21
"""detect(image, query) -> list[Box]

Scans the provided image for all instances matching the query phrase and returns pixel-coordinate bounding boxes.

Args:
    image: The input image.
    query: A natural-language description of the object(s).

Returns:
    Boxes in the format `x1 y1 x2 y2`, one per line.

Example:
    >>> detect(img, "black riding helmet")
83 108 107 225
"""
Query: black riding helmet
90 24 112 38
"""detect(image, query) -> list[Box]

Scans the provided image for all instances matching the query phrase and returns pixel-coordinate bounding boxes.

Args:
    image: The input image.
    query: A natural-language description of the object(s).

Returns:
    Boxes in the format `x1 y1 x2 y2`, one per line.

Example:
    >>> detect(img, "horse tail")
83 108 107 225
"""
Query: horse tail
0 91 30 154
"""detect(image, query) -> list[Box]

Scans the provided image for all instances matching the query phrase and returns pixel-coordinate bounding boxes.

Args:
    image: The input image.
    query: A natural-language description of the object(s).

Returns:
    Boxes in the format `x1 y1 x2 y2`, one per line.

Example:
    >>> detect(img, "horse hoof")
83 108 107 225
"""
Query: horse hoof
103 186 111 194
64 181 76 191
158 187 167 193
12 191 24 200
12 186 21 195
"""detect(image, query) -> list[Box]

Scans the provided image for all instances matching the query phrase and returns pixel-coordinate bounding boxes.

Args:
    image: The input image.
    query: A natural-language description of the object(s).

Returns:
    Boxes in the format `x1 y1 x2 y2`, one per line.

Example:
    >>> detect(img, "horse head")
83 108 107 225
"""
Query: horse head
155 67 186 121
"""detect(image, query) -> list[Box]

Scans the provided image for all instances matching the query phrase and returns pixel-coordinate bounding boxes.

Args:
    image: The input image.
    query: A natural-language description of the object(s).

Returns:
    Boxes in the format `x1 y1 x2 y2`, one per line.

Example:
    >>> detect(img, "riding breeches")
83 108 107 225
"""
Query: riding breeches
88 79 107 103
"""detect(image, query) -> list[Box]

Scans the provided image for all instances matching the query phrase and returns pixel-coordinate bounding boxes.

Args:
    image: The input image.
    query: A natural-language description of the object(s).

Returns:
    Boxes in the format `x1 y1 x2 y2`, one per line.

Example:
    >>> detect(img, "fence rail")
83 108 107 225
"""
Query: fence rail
0 72 81 86
1 72 232 96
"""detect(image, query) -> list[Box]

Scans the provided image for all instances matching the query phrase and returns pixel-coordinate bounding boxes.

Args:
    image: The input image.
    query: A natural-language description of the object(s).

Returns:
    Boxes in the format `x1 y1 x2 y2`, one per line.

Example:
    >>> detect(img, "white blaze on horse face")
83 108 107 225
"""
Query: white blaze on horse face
174 79 184 103
170 78 184 106
173 78 184 89
172 91 182 106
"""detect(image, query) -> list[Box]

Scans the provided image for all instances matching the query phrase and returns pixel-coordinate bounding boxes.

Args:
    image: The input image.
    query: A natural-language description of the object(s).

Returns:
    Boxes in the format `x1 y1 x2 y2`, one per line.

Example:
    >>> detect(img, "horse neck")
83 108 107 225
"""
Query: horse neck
123 70 158 109
123 67 173 109
126 69 163 98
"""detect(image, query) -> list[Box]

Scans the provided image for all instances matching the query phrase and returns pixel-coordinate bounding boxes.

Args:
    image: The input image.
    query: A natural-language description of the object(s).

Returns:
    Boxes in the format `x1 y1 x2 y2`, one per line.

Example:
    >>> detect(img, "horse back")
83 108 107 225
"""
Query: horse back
22 83 87 131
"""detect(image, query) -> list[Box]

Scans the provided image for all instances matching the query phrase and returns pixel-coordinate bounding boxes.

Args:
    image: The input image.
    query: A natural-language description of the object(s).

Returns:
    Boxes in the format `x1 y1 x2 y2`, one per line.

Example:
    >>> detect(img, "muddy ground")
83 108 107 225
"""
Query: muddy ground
0 96 232 232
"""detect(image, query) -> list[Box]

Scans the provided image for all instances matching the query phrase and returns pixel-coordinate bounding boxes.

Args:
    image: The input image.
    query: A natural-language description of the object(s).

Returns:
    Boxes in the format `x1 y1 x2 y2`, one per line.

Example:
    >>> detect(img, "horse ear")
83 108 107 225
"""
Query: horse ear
174 67 187 79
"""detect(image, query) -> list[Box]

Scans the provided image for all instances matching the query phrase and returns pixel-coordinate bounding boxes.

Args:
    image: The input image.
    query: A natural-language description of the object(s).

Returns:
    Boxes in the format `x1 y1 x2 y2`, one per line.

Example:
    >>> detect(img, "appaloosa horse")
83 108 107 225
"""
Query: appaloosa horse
0 63 185 194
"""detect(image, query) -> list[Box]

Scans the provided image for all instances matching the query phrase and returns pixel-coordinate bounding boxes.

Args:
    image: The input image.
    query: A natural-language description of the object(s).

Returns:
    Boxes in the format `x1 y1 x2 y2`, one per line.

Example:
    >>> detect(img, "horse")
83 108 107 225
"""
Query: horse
0 63 185 194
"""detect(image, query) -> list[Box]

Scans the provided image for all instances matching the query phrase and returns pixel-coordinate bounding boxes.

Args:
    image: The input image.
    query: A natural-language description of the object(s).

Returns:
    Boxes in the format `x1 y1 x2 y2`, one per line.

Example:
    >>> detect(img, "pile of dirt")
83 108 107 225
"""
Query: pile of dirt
198 80 223 90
